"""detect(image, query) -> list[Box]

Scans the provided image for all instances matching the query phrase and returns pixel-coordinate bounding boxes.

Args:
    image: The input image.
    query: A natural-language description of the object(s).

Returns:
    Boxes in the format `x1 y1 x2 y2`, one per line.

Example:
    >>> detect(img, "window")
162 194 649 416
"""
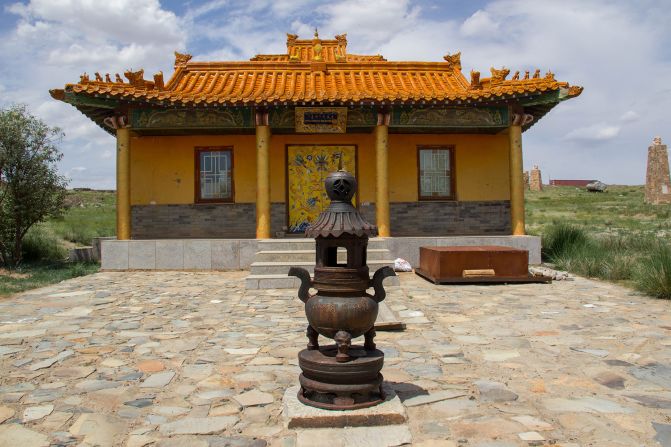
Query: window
418 146 454 200
195 147 233 202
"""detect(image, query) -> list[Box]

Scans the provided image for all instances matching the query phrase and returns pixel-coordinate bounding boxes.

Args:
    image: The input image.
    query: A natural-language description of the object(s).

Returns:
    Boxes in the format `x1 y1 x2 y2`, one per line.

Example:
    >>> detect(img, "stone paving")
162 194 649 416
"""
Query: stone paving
1 271 671 446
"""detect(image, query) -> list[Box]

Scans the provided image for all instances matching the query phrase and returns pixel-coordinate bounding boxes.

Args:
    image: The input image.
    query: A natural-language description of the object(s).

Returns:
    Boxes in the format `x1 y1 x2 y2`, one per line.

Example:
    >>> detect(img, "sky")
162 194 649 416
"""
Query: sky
0 0 670 188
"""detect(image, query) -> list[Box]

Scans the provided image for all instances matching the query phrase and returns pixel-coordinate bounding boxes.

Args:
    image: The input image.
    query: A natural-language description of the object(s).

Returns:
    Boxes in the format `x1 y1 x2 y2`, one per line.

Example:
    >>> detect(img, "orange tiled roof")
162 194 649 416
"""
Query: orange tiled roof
52 32 582 107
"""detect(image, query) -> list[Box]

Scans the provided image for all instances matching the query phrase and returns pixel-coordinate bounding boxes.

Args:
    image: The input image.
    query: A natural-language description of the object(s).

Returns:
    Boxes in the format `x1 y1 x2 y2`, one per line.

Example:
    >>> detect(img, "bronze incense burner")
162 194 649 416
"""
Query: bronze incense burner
289 167 395 410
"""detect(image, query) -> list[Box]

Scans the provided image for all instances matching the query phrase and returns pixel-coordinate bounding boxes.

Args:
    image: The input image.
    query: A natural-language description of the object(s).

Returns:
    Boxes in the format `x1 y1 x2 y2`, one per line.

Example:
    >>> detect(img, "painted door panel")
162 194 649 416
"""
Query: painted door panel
287 145 356 233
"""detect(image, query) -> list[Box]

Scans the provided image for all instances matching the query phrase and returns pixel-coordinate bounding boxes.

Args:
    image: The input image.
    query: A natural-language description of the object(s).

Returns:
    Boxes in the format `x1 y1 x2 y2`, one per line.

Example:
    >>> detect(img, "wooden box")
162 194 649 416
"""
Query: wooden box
415 245 548 284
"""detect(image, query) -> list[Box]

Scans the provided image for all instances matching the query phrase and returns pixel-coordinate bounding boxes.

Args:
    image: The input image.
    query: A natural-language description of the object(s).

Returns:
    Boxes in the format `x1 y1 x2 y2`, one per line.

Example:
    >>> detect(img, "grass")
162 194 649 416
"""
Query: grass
0 262 99 297
47 190 116 246
530 186 671 298
0 189 112 297
526 185 671 238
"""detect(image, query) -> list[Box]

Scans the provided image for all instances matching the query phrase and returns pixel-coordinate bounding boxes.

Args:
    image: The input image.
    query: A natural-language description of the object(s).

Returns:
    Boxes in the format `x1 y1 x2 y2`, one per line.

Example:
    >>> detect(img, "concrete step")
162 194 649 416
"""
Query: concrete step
249 260 396 276
254 249 390 262
245 272 400 290
257 238 390 251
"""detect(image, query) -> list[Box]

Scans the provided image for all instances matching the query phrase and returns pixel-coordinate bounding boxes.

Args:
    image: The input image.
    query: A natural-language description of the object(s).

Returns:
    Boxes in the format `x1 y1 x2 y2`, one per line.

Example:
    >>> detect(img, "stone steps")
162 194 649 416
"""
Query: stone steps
245 238 398 289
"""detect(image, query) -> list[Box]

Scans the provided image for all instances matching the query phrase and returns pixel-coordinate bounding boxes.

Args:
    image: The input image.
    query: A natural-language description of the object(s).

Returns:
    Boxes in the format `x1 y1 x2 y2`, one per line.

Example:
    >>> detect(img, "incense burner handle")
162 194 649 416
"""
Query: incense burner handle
370 266 395 303
288 267 312 303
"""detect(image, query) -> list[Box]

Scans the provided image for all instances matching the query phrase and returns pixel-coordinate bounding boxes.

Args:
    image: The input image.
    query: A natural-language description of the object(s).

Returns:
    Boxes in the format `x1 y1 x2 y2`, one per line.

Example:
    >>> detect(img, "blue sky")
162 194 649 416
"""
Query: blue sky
1 0 670 188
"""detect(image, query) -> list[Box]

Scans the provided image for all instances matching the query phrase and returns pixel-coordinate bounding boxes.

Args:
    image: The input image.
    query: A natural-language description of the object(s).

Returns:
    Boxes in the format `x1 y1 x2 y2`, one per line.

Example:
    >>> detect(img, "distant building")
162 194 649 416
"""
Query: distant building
549 179 596 187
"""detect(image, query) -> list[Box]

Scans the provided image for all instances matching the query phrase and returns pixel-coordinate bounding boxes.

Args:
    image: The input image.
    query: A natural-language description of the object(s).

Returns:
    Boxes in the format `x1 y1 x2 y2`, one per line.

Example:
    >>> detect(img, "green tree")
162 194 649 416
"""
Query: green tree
0 105 68 267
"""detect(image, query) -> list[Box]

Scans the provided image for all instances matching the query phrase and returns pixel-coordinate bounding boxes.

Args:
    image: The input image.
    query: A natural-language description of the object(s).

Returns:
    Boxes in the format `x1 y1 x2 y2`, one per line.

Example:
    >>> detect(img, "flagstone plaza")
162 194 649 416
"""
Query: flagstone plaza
1 271 671 446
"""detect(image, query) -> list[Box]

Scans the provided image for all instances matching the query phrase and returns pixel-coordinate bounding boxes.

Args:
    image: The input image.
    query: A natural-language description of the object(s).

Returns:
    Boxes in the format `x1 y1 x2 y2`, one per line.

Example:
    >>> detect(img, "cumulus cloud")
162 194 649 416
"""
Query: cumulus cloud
1 0 186 188
460 10 499 37
1 0 670 186
564 124 621 142
619 110 639 123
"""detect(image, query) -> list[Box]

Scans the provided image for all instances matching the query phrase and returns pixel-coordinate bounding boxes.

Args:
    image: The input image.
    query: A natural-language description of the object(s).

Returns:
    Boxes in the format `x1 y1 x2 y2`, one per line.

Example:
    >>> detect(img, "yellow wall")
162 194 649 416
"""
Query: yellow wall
388 133 511 201
129 132 510 205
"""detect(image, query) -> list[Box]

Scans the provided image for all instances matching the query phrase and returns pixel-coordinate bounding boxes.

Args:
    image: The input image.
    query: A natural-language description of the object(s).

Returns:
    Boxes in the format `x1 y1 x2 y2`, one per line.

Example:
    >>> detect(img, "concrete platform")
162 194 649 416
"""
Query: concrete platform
100 235 541 271
282 385 407 429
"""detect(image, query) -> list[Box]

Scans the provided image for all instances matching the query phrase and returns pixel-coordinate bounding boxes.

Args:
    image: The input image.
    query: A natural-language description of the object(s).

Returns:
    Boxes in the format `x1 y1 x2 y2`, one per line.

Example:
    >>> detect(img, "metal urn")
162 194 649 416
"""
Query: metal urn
288 167 395 410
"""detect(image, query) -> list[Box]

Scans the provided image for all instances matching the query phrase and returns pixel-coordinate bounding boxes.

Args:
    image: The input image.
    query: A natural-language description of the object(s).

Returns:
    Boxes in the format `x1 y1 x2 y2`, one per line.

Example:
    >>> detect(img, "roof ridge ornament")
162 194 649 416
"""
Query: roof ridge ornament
174 51 193 68
335 33 347 62
469 70 481 89
312 28 323 62
490 66 510 83
443 52 461 71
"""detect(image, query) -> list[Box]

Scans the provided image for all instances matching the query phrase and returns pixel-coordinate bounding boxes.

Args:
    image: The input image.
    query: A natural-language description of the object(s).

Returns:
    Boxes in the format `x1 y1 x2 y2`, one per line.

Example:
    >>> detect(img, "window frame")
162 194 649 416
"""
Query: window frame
194 146 234 204
417 145 456 201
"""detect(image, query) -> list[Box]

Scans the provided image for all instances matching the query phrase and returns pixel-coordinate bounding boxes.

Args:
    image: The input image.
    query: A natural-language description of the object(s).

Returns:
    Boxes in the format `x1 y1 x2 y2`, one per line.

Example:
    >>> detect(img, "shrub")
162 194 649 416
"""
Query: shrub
634 244 671 299
541 223 589 260
0 104 68 267
21 227 66 263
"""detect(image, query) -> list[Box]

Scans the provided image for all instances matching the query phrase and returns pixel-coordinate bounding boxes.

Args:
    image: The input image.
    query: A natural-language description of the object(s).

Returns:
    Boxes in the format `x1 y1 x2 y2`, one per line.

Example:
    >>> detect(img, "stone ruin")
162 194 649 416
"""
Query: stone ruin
529 165 543 191
645 136 671 205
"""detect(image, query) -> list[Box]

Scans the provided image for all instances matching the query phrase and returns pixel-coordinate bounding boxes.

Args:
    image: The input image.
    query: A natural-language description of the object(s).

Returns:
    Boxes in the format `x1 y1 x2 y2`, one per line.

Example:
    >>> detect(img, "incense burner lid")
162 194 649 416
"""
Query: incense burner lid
305 170 377 238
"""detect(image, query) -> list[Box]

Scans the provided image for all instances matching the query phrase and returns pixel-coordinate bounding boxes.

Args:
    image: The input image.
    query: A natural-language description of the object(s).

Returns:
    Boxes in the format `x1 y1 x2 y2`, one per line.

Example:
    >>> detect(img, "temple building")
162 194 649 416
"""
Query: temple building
50 32 581 274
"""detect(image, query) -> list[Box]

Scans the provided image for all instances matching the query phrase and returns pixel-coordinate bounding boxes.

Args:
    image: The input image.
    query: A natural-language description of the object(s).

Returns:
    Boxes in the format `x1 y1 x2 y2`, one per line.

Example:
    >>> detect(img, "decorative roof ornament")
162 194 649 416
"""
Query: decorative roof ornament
335 33 347 62
312 28 323 62
512 71 520 80
490 67 510 83
115 73 124 83
174 51 192 68
124 69 146 87
567 85 583 97
94 72 103 82
544 70 555 80
105 73 112 83
153 72 164 90
653 136 662 145
470 70 481 89
533 69 541 79
443 52 461 71
80 73 89 84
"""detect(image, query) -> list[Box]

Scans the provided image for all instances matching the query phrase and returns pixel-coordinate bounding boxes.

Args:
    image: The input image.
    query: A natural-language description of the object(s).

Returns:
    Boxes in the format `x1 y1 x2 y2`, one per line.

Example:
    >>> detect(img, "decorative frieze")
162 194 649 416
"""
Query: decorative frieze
131 108 253 130
391 106 508 129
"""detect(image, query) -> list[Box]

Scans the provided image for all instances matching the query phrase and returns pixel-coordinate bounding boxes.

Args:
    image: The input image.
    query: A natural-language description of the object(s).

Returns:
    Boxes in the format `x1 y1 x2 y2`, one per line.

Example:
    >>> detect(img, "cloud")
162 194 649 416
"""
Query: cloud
564 124 621 142
460 10 499 37
2 0 670 186
619 110 639 123
1 0 186 188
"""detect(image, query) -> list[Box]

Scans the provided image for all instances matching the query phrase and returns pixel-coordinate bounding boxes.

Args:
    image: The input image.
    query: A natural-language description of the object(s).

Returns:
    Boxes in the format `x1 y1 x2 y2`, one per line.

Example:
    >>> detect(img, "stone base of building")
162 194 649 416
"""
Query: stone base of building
131 200 511 239
100 235 540 271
